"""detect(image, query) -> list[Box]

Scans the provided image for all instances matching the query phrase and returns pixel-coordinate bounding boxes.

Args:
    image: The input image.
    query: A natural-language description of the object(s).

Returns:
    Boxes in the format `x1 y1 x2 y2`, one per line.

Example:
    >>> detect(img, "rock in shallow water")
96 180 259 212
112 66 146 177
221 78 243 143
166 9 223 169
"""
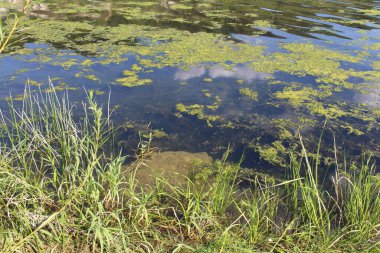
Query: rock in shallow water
132 151 213 187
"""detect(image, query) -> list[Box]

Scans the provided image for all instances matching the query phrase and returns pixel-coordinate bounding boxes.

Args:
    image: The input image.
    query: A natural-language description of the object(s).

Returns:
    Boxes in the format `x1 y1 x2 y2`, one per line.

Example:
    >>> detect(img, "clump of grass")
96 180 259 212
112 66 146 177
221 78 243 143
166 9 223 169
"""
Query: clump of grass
0 85 379 252
0 84 124 252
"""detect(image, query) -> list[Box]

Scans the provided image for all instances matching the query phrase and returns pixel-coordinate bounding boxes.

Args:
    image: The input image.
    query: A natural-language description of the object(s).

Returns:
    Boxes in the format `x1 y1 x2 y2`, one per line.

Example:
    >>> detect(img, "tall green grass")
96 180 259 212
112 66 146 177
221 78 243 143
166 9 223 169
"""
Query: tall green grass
0 86 379 252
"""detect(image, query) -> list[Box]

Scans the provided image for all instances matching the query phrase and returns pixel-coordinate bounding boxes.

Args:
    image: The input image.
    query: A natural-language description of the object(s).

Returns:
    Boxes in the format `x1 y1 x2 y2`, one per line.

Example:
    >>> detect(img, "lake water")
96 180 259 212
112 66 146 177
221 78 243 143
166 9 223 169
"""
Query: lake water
0 0 379 169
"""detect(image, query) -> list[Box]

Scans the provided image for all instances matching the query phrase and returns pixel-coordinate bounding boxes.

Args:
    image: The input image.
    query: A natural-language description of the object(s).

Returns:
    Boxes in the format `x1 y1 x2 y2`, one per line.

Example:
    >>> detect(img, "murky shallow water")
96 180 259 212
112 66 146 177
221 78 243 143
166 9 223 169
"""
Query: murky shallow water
0 0 380 169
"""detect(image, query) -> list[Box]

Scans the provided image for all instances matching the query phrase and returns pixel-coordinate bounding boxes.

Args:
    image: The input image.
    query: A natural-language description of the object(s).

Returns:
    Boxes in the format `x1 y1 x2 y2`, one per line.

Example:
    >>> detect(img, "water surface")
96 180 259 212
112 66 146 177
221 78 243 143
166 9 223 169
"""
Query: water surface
0 0 380 169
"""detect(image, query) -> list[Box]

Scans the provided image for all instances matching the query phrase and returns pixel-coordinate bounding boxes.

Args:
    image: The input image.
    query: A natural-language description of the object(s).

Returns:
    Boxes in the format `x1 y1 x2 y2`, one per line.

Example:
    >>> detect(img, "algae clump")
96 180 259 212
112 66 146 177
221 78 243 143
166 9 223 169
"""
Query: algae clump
176 103 220 127
239 88 258 101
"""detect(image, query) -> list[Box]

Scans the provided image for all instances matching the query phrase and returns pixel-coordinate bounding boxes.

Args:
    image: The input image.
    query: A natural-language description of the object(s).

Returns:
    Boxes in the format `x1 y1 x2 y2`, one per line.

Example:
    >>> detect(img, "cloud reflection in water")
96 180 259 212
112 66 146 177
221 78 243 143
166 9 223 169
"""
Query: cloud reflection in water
174 65 269 82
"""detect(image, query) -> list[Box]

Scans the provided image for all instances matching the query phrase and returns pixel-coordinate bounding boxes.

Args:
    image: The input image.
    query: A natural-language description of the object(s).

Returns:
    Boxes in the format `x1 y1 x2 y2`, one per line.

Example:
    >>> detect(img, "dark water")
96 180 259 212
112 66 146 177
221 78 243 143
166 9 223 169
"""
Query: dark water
0 0 379 169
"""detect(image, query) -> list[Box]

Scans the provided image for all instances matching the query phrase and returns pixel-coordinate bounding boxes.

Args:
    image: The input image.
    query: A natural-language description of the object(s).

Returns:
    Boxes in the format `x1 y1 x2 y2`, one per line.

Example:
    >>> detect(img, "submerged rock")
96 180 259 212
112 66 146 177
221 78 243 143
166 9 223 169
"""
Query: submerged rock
133 151 213 187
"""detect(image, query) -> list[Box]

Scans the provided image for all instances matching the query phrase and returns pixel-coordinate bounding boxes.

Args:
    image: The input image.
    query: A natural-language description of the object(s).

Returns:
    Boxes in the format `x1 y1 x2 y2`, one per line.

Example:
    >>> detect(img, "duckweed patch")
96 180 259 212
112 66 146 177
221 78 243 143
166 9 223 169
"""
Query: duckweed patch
236 79 245 85
14 19 379 97
239 88 258 101
207 96 222 111
116 76 153 87
275 87 321 107
255 141 287 167
251 43 376 89
359 9 380 16
252 20 272 28
150 129 168 138
115 65 153 87
15 68 29 74
176 103 221 127
44 84 79 93
371 43 380 50
170 3 193 10
14 19 379 96
17 19 266 69
84 74 98 81
372 61 380 70
202 89 212 98
25 79 42 86
340 123 365 136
